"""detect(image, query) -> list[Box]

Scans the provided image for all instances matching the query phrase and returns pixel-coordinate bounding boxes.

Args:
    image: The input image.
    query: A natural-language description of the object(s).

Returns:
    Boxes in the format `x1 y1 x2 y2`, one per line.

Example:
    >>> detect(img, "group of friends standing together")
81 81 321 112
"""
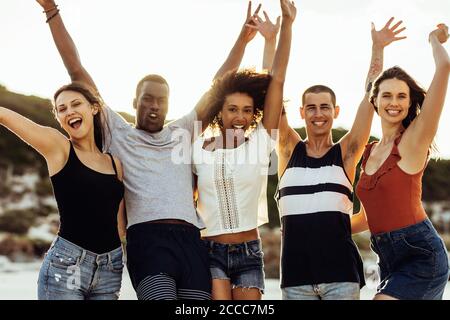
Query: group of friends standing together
1 0 450 300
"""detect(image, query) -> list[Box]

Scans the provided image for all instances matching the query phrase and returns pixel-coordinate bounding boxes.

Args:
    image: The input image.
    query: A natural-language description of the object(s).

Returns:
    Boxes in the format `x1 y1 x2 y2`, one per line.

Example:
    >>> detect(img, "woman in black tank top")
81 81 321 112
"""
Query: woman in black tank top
0 82 126 300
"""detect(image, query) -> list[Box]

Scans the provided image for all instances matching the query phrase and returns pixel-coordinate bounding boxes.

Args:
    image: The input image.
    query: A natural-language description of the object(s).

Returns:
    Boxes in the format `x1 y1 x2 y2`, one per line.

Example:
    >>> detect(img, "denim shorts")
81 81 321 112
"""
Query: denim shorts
282 282 360 300
37 236 124 300
370 219 449 300
204 239 265 293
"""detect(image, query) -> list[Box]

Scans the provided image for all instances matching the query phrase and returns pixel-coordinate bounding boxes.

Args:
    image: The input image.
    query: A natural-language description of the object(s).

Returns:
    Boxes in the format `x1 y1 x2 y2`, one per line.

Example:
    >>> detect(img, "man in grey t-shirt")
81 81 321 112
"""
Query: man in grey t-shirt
40 0 263 299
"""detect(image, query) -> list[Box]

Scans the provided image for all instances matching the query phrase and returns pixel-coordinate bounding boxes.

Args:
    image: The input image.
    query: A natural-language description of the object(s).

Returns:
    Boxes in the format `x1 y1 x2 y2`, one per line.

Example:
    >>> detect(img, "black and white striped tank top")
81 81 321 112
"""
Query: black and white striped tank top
276 141 365 288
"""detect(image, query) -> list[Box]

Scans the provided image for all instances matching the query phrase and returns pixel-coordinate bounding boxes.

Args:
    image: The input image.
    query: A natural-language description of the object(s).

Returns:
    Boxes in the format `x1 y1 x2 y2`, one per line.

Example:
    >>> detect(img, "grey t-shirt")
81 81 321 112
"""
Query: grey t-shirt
102 106 204 229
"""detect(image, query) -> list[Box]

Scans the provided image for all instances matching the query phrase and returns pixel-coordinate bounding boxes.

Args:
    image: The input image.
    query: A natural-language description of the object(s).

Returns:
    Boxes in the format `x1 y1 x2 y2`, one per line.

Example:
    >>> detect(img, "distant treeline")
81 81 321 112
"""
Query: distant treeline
0 84 133 175
1 84 449 227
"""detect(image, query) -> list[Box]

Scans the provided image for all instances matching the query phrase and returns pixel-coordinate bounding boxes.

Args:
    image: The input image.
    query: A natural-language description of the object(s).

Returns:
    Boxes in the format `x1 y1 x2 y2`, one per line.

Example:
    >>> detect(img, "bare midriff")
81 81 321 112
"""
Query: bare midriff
203 228 259 244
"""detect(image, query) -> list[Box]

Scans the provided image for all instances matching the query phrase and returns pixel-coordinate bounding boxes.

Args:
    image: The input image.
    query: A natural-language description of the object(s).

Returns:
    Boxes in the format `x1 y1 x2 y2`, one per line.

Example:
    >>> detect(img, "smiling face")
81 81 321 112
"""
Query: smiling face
55 90 98 141
219 92 255 138
375 78 411 126
134 80 169 133
301 92 339 137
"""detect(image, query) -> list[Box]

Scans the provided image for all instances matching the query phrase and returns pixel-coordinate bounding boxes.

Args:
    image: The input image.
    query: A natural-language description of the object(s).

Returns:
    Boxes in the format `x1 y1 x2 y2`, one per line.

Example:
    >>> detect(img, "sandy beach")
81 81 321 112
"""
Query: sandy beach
2 262 448 300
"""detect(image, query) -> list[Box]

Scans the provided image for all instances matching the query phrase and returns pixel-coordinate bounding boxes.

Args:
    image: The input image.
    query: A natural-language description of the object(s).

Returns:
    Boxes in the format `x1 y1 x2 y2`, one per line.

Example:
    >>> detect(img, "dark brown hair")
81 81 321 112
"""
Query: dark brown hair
53 82 109 151
207 69 271 130
370 66 426 130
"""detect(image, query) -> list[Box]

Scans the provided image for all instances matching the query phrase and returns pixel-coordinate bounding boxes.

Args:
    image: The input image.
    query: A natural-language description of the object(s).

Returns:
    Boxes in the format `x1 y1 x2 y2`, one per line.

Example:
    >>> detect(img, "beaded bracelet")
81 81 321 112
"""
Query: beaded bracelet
42 4 58 13
46 9 60 23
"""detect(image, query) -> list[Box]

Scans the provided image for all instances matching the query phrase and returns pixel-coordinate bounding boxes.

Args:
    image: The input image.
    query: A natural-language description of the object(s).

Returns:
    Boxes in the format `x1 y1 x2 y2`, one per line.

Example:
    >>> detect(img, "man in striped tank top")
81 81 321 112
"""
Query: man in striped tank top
275 18 407 300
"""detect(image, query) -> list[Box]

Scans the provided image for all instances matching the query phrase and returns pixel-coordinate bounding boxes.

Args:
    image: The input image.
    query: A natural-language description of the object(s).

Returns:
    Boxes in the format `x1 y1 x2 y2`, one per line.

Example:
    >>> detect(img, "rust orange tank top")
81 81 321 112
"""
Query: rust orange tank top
356 134 427 234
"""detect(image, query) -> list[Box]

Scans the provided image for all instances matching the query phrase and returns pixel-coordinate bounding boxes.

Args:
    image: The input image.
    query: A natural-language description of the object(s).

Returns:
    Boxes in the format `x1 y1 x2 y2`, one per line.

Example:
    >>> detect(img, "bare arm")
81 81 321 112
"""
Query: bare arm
351 204 369 234
257 11 281 71
36 0 97 90
276 110 301 177
403 24 450 158
213 2 261 80
261 0 296 132
117 200 127 243
341 18 406 170
263 38 277 72
256 9 299 152
277 107 300 147
195 1 261 130
257 4 299 160
113 157 127 242
0 107 68 170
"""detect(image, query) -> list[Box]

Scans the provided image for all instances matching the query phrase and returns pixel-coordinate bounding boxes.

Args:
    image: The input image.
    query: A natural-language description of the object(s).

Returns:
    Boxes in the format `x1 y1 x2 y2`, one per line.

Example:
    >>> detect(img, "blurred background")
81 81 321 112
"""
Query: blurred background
1 0 449 299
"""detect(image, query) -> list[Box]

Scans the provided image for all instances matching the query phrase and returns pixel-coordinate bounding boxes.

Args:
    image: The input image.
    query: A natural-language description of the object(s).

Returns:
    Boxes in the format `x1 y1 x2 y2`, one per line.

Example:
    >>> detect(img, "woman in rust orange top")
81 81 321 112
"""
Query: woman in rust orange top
353 24 450 300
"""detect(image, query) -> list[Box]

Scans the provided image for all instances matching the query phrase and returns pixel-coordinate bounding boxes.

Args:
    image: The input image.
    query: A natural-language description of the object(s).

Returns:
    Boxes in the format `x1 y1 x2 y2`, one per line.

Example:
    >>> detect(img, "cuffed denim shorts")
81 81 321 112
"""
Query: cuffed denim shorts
37 236 124 300
204 239 265 293
370 219 449 300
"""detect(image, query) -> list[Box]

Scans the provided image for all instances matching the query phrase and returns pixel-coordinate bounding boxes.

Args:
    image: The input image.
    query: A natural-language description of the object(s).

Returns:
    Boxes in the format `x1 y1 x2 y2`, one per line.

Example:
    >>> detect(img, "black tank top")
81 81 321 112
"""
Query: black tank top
51 143 124 254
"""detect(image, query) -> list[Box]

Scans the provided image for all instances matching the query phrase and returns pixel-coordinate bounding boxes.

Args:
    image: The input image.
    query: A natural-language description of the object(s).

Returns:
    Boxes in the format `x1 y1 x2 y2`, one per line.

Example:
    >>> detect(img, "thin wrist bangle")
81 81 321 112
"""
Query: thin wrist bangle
46 9 60 23
43 5 58 13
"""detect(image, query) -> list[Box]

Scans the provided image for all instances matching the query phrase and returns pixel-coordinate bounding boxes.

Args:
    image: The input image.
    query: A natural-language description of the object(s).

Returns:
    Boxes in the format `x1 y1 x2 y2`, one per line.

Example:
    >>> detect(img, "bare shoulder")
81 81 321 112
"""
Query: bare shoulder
397 127 430 174
46 137 71 177
340 133 368 176
340 137 358 162
43 127 71 156
338 138 363 182
278 129 301 159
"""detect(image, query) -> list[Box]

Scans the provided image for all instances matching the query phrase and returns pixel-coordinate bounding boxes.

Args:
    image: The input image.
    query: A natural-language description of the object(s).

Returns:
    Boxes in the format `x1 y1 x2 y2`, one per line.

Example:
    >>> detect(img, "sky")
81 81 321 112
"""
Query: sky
1 0 450 157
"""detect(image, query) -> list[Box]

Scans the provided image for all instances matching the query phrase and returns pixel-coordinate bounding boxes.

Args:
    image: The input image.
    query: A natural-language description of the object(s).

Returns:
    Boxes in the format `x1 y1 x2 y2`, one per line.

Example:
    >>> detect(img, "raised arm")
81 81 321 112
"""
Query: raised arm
256 11 281 71
403 24 450 157
0 107 68 173
213 1 261 80
261 0 296 132
195 1 261 130
351 204 369 234
340 18 406 170
256 6 298 158
36 0 97 90
254 9 299 153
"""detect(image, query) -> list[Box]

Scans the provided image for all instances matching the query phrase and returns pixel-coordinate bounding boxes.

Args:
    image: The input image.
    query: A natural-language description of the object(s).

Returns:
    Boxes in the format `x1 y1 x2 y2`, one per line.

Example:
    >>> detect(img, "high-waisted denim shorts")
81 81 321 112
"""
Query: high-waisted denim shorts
370 219 449 300
38 236 123 300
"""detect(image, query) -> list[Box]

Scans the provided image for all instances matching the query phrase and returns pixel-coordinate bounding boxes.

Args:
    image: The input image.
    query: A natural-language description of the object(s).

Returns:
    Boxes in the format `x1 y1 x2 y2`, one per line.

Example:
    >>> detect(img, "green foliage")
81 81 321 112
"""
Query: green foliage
35 179 53 197
36 203 56 217
267 171 280 228
2 85 450 230
0 86 139 173
423 159 450 201
30 238 52 257
0 86 59 173
0 209 37 234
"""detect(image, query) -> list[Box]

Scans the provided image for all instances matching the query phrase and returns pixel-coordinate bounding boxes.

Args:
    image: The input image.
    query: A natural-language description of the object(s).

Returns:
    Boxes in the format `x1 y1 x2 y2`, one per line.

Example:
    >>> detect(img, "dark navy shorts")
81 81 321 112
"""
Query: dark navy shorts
370 219 449 300
204 239 265 293
126 222 211 299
